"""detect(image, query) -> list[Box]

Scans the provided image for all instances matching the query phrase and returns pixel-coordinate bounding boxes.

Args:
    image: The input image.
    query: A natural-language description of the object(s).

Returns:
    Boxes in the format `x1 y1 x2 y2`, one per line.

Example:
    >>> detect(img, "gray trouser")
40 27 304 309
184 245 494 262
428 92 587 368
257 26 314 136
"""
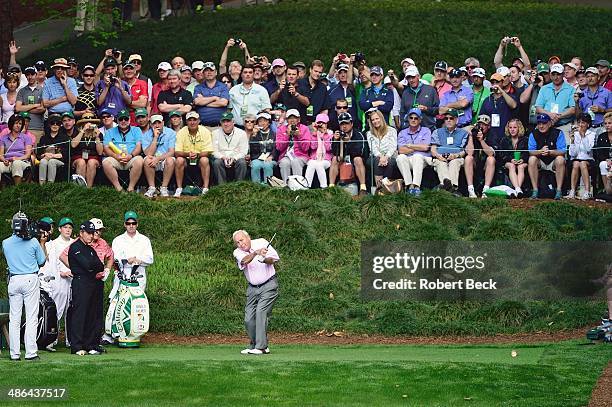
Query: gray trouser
39 158 64 182
278 156 307 182
245 277 278 350
8 273 40 359
213 158 247 184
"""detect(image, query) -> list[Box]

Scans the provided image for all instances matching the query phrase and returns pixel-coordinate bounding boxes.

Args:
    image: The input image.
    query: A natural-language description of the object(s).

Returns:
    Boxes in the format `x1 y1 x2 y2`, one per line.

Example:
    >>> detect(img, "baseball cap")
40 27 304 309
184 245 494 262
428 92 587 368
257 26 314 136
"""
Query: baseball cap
408 108 422 118
67 57 78 66
186 111 200 120
103 57 117 68
550 63 564 74
157 61 172 71
18 111 31 120
274 103 287 111
62 111 75 119
202 62 216 71
82 64 95 73
80 221 96 233
434 61 448 71
58 217 73 227
123 61 136 69
8 63 21 72
337 63 349 72
256 112 271 121
40 216 55 225
563 62 578 71
315 113 329 123
180 65 192 72
35 60 47 71
124 211 139 222
536 114 551 123
320 72 328 81
490 73 504 82
595 59 610 68
24 66 36 75
293 61 306 69
471 67 486 78
512 57 524 65
338 112 353 123
48 113 62 124
150 114 164 123
496 66 510 77
135 108 148 118
401 57 415 66
89 218 104 230
117 109 130 120
404 66 420 77
191 61 205 70
548 55 561 64
477 114 491 125
99 108 113 118
220 111 234 121
445 108 459 118
585 67 599 75
448 68 462 78
128 54 142 62
272 58 286 68
286 109 300 118
370 66 383 76
383 76 391 85
536 62 549 73
169 110 182 118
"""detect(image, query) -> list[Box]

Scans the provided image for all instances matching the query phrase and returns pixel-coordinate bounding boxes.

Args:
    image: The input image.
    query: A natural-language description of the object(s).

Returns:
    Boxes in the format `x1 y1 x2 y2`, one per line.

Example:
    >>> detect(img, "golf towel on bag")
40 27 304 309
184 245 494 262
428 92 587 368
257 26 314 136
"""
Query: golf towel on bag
105 280 150 347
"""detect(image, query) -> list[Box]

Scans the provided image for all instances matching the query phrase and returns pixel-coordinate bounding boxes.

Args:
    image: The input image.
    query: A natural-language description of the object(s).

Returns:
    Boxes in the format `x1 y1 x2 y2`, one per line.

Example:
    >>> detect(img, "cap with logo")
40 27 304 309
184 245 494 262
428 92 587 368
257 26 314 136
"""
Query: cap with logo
286 109 300 118
89 218 105 230
117 109 130 120
272 58 286 68
103 57 118 68
585 67 599 75
24 66 36 75
490 73 504 82
338 112 353 123
123 61 136 69
62 111 75 119
80 221 96 233
40 216 55 225
157 62 172 71
202 62 216 71
471 67 486 78
191 61 205 70
274 103 287 111
434 61 448 71
135 108 148 118
401 57 415 66
536 62 550 73
35 60 47 71
51 58 70 69
408 108 422 118
370 66 383 76
186 111 200 120
150 114 164 123
536 114 551 123
128 54 142 62
549 63 564 74
448 68 462 78
445 108 459 118
256 112 271 121
563 62 578 71
58 217 73 227
337 63 349 72
315 113 329 123
477 114 491 125
180 65 192 72
169 110 182 118
67 57 78 66
496 66 510 77
124 211 139 222
404 66 420 77
220 111 234 121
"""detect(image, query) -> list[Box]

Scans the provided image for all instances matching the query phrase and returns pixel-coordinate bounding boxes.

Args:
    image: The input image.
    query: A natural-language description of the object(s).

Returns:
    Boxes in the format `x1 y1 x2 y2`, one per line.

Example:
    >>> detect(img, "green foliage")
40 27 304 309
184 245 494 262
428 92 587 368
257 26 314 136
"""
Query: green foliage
23 0 611 78
0 183 609 335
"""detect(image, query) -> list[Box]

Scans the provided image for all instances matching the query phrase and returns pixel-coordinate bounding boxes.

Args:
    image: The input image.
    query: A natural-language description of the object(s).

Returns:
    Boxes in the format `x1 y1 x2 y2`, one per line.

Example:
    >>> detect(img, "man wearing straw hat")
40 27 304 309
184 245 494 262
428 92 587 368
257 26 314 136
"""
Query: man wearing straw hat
42 58 78 115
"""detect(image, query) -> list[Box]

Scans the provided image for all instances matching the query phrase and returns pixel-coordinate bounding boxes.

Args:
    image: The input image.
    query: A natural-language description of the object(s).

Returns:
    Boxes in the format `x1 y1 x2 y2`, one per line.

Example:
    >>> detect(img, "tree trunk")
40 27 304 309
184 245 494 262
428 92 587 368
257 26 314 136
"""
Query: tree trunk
0 1 13 70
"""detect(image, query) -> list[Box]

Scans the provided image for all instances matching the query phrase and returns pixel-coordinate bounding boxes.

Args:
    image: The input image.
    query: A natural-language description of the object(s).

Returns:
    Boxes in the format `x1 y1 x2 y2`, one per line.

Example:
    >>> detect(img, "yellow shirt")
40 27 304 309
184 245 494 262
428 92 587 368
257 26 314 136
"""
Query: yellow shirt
175 125 213 154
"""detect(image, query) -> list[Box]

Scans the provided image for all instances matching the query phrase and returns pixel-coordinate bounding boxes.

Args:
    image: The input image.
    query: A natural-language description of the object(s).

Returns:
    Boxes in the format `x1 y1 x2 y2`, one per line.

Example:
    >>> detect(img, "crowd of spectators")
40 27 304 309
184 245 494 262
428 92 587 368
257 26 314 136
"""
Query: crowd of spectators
0 36 610 200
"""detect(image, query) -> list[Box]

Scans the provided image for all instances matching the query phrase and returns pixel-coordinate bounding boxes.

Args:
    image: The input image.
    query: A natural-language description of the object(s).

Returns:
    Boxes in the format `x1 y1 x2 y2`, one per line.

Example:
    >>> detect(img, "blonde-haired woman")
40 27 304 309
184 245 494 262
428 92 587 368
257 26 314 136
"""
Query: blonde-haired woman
366 109 397 189
499 118 528 197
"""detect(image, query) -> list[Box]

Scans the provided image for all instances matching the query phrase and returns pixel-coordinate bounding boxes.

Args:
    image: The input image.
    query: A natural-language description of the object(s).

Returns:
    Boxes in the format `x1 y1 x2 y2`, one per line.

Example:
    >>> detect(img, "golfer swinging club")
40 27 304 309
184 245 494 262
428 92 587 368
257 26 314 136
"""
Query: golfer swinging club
233 230 279 355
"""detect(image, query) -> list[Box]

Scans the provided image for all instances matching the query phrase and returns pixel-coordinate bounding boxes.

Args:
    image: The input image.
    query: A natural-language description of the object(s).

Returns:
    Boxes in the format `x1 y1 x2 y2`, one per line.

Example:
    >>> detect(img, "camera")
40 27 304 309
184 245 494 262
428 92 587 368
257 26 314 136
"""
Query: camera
471 124 482 137
340 130 347 138
533 76 542 85
12 215 43 240
253 56 263 64
354 51 365 64
576 91 584 98
234 38 242 46
290 124 297 133
112 48 122 58
108 75 117 84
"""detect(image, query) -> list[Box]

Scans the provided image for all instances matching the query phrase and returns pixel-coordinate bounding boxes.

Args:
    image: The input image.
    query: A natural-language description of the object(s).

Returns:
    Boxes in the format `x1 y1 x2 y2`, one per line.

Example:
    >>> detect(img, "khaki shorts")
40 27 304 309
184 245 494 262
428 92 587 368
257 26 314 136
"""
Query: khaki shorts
152 156 175 172
538 159 557 171
104 156 143 171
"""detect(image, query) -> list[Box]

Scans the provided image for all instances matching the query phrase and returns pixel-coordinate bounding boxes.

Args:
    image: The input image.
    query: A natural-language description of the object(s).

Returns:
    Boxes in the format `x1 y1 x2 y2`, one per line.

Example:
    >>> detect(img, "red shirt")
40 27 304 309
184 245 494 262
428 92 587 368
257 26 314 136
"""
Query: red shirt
128 79 149 125
151 81 170 114
62 237 114 265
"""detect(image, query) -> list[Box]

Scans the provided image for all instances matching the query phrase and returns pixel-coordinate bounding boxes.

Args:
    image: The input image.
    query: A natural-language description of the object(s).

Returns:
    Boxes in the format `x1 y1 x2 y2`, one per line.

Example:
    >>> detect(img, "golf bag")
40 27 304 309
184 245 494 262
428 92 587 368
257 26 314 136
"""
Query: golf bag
20 289 58 349
105 261 150 347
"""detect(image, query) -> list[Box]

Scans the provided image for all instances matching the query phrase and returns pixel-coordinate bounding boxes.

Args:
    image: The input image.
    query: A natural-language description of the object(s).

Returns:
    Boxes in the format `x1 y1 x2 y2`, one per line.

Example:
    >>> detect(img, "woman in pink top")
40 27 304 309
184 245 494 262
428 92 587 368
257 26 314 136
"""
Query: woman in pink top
275 109 311 182
305 113 333 188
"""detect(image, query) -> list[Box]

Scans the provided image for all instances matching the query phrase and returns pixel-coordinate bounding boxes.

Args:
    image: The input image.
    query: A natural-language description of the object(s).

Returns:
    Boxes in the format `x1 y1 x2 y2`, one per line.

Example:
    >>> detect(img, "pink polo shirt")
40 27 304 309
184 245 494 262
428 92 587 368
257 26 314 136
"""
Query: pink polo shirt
233 238 279 286
62 237 114 264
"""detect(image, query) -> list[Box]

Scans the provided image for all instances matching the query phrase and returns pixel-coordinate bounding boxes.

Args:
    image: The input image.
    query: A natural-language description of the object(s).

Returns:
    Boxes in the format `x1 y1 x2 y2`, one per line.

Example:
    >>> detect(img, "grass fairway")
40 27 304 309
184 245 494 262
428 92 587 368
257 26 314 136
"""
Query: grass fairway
1 341 609 406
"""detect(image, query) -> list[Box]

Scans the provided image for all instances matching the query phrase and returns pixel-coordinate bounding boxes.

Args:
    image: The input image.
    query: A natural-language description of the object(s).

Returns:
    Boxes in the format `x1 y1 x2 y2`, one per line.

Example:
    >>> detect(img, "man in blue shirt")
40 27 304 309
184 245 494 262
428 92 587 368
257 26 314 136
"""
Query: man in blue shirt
439 68 474 128
42 58 78 114
328 63 359 131
102 109 144 192
142 114 176 198
527 114 566 199
193 62 230 131
358 66 394 126
535 64 575 143
479 73 518 142
577 67 611 133
2 212 47 361
430 109 469 195
96 58 132 117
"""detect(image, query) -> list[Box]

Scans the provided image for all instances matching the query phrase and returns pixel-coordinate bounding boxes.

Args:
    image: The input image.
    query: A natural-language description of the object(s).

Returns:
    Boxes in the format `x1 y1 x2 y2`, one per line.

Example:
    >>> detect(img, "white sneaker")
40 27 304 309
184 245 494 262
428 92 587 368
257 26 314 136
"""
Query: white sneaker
88 349 101 355
247 348 263 355
75 350 87 356
581 191 591 200
240 348 252 355
467 186 477 198
160 186 169 197
144 186 156 198
564 189 575 199
45 344 56 352
174 188 183 197
262 347 270 354
201 187 209 195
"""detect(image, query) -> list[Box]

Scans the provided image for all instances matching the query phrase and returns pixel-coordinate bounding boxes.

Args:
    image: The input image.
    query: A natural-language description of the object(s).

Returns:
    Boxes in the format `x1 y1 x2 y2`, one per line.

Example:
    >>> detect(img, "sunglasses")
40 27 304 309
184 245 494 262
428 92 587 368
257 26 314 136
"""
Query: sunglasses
408 116 420 120
336 106 348 110
132 61 142 65
467 66 477 70
118 117 130 122
101 115 112 119
490 80 501 84
82 74 95 78
244 120 256 124
49 122 61 126
316 121 326 125
125 222 137 226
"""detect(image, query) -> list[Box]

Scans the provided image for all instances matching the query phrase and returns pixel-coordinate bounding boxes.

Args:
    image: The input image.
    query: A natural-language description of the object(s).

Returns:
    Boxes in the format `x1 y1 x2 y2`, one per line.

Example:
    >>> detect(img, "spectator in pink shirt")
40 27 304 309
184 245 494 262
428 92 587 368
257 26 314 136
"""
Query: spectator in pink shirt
275 109 311 182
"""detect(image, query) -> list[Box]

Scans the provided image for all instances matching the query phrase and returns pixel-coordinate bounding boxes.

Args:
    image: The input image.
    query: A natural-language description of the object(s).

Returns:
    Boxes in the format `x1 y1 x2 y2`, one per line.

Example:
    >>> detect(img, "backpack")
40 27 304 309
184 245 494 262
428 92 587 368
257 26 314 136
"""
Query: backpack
287 175 309 191
538 170 556 199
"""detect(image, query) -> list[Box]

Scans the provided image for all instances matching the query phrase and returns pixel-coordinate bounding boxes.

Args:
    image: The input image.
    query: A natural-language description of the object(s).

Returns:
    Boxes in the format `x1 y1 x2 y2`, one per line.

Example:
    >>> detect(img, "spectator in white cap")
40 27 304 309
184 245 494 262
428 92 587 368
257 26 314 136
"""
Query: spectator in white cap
496 66 513 92
535 63 576 143
305 113 333 188
464 57 492 87
576 67 611 132
151 62 172 115
563 62 579 90
179 65 194 89
276 108 311 182
193 62 230 132
249 112 277 184
399 65 440 131
396 108 432 197
186 61 205 95
142 114 176 198
127 54 152 98
264 58 287 97
470 67 490 124
212 111 249 184
175 111 213 196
